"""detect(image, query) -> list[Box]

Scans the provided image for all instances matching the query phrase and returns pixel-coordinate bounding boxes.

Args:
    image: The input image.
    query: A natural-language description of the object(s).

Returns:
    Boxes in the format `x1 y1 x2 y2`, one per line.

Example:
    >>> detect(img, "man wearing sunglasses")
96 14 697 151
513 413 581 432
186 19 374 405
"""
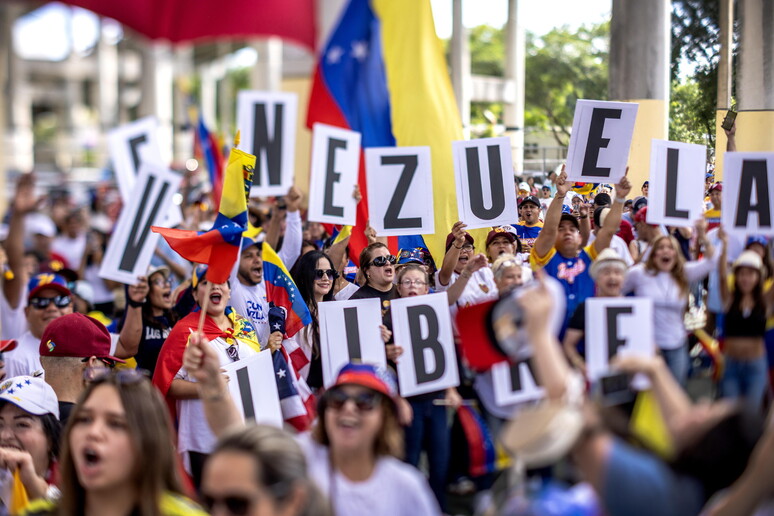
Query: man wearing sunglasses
5 274 73 379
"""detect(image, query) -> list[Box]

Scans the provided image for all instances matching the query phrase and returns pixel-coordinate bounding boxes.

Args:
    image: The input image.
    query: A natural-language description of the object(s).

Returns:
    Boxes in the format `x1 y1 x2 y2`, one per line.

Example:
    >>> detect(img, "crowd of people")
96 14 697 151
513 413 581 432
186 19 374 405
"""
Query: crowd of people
0 122 773 516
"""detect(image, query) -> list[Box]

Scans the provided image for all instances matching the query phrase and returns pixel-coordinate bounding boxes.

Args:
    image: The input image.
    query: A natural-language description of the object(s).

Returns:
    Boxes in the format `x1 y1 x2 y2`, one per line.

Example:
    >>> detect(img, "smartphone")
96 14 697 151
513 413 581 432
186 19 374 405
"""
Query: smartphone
595 372 635 406
721 110 737 131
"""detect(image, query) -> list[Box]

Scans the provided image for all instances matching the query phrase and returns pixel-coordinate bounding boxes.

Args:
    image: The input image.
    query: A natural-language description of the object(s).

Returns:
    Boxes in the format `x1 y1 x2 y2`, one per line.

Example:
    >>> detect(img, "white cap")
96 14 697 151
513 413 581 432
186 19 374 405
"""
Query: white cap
733 250 763 272
0 376 59 420
71 280 95 306
590 248 627 280
518 182 530 192
25 213 57 238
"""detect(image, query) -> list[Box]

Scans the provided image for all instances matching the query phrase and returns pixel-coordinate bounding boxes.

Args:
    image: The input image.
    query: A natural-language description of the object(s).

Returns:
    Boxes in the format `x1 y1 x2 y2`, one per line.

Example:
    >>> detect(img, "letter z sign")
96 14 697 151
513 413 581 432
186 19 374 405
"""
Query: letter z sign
365 147 435 237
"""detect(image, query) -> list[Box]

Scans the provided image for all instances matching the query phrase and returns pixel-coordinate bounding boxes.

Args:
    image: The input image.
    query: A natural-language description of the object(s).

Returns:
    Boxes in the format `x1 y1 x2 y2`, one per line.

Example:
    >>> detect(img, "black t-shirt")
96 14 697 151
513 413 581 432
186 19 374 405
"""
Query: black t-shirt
135 316 171 375
349 284 398 331
567 300 587 356
59 401 76 427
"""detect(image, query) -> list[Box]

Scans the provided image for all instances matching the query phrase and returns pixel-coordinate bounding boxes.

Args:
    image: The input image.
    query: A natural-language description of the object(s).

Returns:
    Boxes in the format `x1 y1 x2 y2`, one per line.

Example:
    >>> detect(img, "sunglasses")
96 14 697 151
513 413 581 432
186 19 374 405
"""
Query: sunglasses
201 494 259 516
29 295 71 309
325 389 382 412
399 279 427 287
313 268 339 280
369 255 396 267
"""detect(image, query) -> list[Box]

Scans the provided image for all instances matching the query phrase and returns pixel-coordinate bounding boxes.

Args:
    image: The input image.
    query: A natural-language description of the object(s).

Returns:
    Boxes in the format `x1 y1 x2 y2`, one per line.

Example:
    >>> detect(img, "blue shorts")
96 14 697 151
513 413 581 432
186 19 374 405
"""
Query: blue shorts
603 439 705 516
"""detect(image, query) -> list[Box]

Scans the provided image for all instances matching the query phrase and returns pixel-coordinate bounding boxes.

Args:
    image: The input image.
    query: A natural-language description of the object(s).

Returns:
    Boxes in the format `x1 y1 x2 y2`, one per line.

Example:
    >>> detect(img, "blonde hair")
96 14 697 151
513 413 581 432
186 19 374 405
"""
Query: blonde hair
491 253 520 279
644 235 689 296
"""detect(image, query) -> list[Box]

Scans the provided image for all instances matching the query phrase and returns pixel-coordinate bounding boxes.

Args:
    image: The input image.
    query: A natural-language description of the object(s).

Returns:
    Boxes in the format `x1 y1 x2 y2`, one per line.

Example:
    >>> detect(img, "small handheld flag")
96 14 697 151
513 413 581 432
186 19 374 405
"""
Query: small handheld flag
261 242 312 338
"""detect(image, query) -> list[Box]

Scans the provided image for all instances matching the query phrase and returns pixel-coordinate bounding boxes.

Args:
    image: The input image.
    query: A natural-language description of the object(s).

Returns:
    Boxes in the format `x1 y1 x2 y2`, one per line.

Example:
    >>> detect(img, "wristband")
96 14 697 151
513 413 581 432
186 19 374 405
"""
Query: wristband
460 271 472 279
579 215 588 219
127 298 145 308
615 196 626 204
453 243 463 249
201 387 226 402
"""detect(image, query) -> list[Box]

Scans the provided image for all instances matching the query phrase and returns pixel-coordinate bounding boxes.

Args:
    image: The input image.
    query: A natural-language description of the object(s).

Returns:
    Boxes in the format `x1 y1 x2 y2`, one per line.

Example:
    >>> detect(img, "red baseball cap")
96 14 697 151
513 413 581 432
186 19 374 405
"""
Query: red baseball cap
39 313 125 363
0 340 18 353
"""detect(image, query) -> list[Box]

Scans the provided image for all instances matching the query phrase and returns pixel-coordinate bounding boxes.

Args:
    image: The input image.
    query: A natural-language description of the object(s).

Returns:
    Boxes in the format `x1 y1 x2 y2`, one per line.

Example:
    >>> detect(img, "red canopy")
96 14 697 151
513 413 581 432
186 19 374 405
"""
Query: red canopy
58 0 317 50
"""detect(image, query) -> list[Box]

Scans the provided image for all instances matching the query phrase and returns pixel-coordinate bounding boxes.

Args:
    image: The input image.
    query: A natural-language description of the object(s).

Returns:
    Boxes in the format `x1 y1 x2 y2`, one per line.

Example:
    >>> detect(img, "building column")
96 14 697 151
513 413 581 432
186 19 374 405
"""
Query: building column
173 45 194 163
450 0 470 135
609 0 670 191
734 0 774 152
0 4 8 215
250 37 283 91
5 4 34 173
713 0 734 178
139 41 174 165
504 0 525 174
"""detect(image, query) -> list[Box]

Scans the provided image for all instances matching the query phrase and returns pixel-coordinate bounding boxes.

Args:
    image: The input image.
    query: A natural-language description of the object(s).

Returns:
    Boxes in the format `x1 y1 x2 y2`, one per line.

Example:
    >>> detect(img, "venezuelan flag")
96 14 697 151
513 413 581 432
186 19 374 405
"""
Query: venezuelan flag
195 114 225 207
152 147 256 284
307 0 488 265
261 242 312 337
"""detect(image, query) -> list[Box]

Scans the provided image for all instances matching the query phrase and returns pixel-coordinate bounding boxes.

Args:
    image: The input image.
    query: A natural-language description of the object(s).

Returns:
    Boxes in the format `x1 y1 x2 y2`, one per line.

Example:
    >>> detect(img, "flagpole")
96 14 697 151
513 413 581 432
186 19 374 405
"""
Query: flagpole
197 281 212 334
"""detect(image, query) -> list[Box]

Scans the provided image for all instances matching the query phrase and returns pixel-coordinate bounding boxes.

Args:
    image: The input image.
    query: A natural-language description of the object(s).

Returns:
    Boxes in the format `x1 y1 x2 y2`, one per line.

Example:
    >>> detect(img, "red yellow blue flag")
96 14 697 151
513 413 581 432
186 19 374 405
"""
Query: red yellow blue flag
195 114 225 207
152 146 255 284
261 242 312 338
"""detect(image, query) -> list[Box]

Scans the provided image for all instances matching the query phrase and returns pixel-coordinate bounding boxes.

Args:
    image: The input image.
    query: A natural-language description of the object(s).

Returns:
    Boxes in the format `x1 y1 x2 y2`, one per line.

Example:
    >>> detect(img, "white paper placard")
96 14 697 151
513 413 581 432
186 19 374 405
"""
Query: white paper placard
319 298 387 388
392 292 459 397
308 123 361 225
492 360 545 406
107 117 182 227
365 146 435 236
99 162 183 284
647 140 707 227
585 297 655 381
565 100 638 183
452 137 517 229
722 152 774 236
221 351 283 427
236 91 298 197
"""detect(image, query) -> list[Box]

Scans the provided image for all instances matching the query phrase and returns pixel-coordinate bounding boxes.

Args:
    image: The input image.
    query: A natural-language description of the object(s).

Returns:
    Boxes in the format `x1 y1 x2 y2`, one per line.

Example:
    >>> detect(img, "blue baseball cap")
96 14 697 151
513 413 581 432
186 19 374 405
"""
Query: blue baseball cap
240 236 262 251
27 273 71 301
333 363 398 399
397 248 429 266
746 236 769 248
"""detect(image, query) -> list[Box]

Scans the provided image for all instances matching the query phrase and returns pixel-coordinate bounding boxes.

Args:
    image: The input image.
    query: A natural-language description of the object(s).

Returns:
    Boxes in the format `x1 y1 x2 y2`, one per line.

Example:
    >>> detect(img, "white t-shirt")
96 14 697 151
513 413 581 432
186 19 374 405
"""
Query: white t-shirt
587 232 635 266
434 267 498 318
334 282 359 301
297 434 441 516
175 336 262 461
0 288 27 340
5 332 43 379
51 233 87 271
229 276 270 347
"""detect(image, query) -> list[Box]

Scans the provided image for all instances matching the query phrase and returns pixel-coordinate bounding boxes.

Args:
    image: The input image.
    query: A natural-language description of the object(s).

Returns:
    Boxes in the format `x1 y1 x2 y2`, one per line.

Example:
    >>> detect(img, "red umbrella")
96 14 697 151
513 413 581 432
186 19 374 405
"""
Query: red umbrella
54 0 317 50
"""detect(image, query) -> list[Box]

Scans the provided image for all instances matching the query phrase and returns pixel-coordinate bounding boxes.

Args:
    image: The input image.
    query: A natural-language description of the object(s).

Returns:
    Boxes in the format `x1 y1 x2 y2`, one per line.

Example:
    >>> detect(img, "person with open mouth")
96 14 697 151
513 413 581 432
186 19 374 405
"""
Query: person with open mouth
117 265 180 376
152 266 264 490
24 369 206 515
622 220 717 386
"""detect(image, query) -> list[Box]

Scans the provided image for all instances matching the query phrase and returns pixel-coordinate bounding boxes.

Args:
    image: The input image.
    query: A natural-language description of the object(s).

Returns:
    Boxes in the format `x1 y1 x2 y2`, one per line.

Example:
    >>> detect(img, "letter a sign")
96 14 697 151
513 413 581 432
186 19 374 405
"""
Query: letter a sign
722 153 774 236
453 137 518 229
565 100 638 183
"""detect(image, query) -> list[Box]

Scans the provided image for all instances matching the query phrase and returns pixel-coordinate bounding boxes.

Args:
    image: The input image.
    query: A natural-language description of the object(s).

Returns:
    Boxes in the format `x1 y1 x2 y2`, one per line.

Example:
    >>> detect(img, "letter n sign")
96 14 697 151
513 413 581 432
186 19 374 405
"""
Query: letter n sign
452 137 518 229
723 153 774 236
393 292 460 397
236 91 298 197
365 146 435 236
98 162 183 285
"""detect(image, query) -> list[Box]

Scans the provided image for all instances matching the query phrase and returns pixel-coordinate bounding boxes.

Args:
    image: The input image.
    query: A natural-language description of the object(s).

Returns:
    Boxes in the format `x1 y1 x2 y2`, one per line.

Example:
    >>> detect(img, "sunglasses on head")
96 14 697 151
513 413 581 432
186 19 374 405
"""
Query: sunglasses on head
313 268 339 280
369 255 396 267
29 295 71 310
201 494 259 516
83 367 149 384
325 388 382 412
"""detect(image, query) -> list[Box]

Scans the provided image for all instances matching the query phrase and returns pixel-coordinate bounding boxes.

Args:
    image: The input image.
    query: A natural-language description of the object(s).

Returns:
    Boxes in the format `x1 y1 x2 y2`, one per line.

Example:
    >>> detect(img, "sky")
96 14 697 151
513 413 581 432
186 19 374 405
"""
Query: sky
14 1 611 61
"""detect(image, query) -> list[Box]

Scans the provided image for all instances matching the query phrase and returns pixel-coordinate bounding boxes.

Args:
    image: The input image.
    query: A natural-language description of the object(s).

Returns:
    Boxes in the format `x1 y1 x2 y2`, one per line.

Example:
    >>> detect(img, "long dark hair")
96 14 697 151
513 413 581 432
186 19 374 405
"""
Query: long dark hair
291 251 336 358
730 267 765 318
142 271 179 330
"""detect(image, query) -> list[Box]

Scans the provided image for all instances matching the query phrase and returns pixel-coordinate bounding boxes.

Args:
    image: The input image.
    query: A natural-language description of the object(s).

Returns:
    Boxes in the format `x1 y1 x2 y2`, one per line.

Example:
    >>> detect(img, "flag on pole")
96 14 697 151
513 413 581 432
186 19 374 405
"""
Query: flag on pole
152 146 255 283
273 347 315 431
306 0 488 265
261 242 312 338
195 114 226 206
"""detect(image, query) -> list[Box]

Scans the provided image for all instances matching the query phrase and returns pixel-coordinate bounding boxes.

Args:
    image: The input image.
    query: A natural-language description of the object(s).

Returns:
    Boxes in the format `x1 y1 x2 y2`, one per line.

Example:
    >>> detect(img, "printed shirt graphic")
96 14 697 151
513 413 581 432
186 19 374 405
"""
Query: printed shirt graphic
514 221 544 251
530 244 598 335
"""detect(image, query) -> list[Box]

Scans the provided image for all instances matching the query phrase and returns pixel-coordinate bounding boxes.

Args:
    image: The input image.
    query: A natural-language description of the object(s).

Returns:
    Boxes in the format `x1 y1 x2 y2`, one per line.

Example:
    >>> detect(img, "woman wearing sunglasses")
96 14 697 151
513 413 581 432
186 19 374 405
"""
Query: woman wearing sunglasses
202 424 330 516
349 243 397 304
152 267 263 489
118 266 179 376
23 369 207 516
301 363 440 516
290 251 338 390
0 376 61 512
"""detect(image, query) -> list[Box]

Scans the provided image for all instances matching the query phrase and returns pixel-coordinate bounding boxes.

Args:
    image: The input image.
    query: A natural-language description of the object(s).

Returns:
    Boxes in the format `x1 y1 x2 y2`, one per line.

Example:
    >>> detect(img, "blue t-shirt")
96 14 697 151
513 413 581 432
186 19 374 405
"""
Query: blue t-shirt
530 244 597 337
514 222 543 251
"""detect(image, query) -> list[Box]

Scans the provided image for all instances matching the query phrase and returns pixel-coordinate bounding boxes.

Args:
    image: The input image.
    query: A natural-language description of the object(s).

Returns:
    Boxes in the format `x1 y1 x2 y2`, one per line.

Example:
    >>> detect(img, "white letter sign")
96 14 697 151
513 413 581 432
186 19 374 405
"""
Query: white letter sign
585 297 655 381
492 360 545 406
365 146 435 236
393 293 460 397
221 351 283 427
237 91 298 197
453 137 517 229
108 117 164 202
647 140 706 227
566 100 638 184
308 123 361 225
99 162 182 284
722 152 774 236
319 298 386 388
